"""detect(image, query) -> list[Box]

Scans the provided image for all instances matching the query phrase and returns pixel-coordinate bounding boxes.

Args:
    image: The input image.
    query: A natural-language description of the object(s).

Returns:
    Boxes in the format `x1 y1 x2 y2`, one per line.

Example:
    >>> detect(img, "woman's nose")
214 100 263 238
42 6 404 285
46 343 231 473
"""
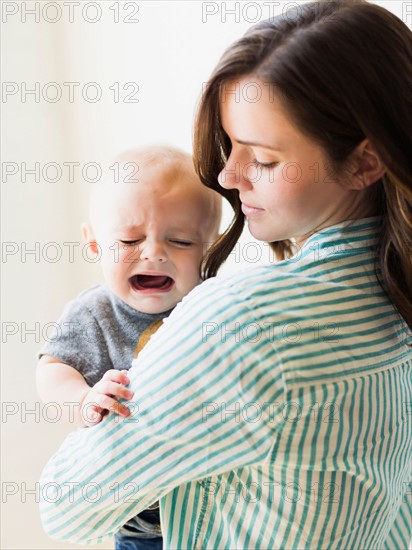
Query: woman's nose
139 240 167 263
218 154 253 191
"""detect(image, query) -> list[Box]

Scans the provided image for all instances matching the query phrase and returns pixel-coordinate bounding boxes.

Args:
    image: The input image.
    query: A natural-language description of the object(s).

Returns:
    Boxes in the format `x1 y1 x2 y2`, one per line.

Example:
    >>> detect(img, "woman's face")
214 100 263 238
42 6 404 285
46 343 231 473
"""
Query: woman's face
218 77 361 246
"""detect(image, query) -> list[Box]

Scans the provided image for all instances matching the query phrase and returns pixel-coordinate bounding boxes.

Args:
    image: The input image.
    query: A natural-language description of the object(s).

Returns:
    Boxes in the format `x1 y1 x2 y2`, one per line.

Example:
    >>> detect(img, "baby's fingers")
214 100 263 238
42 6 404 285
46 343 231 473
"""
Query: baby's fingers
87 410 102 425
81 403 103 427
95 380 134 401
102 369 130 386
97 394 131 418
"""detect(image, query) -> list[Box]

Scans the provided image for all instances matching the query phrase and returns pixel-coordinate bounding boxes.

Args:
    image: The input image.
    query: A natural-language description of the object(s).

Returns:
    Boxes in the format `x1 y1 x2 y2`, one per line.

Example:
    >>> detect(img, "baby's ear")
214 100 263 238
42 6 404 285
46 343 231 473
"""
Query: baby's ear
81 223 99 256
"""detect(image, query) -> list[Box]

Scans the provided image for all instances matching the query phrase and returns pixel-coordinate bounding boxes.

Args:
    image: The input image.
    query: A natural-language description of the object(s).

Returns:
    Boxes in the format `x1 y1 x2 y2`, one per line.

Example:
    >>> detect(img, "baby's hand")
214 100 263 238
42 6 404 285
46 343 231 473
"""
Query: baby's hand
80 369 134 427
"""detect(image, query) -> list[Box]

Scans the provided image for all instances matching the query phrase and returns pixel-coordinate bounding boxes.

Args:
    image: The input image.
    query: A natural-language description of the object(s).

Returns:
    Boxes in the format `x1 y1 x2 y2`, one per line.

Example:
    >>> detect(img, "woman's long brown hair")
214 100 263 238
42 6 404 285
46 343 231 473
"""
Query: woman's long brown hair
194 0 412 331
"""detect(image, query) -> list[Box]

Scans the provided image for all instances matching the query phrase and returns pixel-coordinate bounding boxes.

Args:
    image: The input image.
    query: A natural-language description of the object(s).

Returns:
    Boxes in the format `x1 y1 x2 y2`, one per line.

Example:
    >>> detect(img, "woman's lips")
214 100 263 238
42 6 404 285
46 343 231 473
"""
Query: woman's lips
129 274 175 293
241 203 264 217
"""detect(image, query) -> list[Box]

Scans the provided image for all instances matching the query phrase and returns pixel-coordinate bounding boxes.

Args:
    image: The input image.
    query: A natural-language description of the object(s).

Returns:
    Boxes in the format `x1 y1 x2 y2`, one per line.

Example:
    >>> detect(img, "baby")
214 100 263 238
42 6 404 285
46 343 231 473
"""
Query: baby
36 145 221 550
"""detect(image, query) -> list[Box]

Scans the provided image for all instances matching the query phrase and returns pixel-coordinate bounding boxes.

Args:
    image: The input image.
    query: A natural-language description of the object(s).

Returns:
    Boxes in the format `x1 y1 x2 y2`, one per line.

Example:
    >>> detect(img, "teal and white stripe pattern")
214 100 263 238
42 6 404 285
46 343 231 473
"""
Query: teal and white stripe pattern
40 217 412 549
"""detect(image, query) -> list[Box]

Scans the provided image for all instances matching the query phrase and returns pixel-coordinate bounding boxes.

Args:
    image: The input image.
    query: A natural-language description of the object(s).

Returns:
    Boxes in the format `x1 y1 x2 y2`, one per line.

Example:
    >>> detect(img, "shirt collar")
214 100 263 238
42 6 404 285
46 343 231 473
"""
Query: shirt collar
298 216 382 258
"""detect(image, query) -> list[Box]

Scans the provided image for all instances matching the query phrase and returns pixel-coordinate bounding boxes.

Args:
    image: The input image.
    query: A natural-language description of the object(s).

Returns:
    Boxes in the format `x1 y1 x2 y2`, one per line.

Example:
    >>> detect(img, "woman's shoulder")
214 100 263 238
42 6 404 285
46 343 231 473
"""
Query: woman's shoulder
185 239 381 319
206 261 304 293
181 263 294 312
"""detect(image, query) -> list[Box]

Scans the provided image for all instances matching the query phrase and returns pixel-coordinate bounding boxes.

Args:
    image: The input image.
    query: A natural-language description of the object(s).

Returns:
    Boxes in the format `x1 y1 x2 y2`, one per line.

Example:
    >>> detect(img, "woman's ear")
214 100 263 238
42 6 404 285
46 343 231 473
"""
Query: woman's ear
81 223 99 256
347 138 386 190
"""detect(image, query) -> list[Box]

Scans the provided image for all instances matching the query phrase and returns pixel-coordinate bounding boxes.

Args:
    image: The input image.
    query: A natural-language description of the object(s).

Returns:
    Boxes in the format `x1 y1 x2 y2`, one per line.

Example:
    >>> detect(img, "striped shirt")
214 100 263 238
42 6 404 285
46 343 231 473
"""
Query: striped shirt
39 217 412 549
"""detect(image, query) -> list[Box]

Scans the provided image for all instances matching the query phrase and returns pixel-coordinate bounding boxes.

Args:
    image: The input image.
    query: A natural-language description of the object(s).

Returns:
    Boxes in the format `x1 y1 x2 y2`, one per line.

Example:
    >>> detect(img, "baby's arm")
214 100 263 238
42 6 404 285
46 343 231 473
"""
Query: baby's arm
36 356 133 427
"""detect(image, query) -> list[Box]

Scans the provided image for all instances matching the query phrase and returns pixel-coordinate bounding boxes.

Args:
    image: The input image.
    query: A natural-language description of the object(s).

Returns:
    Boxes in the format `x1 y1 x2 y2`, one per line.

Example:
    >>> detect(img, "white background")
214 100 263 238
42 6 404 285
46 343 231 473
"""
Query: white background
1 1 408 548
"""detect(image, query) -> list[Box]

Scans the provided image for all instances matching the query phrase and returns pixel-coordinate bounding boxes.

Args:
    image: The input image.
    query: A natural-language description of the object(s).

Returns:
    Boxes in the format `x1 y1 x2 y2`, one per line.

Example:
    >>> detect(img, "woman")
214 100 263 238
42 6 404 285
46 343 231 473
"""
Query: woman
40 1 412 548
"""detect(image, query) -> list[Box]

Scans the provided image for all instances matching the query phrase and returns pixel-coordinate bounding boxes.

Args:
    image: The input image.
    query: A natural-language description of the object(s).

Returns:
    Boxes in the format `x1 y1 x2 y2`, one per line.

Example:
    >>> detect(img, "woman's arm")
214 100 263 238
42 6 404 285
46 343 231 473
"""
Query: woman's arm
39 277 286 544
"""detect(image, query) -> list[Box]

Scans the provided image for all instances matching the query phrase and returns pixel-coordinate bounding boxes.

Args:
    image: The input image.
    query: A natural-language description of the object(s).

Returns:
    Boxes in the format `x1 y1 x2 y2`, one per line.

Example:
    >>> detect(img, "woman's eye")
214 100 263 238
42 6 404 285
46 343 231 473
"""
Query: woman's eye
252 159 279 170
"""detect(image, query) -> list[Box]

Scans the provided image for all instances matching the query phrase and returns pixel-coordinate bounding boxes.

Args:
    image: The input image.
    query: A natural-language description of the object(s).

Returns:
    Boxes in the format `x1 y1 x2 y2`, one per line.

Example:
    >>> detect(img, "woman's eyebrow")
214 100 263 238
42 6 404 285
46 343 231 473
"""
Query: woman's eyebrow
234 138 284 151
220 120 283 150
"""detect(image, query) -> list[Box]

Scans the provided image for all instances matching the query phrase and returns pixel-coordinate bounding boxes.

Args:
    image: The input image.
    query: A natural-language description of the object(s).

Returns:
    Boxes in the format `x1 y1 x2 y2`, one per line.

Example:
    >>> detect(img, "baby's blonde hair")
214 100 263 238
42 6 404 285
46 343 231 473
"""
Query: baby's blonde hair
89 144 222 242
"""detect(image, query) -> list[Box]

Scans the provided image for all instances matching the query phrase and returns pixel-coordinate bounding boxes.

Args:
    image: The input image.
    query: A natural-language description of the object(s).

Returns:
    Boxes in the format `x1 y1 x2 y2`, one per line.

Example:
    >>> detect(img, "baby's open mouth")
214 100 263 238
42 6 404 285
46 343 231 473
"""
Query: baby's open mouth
129 274 174 292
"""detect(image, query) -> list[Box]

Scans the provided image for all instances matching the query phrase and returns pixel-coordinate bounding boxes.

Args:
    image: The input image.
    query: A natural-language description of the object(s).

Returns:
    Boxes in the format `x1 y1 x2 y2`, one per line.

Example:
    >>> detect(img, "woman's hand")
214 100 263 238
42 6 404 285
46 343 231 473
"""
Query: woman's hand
80 369 134 427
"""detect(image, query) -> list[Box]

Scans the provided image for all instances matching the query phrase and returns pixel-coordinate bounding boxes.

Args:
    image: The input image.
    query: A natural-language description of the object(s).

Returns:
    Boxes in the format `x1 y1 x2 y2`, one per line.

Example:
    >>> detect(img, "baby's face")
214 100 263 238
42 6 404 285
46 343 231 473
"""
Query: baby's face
88 166 215 314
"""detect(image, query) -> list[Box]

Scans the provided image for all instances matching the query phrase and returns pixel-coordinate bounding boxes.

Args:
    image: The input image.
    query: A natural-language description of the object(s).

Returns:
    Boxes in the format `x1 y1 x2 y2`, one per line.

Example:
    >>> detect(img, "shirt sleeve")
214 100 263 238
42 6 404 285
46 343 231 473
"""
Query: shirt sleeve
39 277 287 545
38 294 111 387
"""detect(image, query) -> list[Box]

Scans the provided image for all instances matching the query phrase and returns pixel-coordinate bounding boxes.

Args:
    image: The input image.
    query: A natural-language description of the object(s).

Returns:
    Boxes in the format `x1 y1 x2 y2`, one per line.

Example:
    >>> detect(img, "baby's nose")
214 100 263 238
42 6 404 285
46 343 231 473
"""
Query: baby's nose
139 240 167 263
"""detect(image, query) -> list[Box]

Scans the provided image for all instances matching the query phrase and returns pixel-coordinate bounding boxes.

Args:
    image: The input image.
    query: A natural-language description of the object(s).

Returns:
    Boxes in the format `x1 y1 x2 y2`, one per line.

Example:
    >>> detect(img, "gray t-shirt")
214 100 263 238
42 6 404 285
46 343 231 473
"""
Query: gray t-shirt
39 284 172 538
39 284 172 386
